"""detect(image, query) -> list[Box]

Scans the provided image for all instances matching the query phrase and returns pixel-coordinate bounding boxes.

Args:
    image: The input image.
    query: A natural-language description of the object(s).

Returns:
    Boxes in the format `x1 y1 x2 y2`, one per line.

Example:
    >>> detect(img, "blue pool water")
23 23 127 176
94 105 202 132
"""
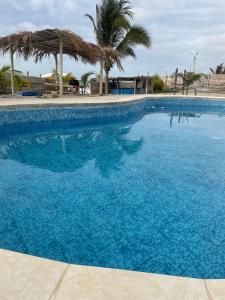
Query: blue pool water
1 98 225 279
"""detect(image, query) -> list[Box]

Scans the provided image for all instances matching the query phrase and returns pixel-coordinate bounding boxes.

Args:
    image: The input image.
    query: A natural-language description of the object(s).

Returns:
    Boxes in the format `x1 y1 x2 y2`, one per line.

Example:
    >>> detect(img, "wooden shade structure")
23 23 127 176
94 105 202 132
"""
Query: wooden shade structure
0 29 114 96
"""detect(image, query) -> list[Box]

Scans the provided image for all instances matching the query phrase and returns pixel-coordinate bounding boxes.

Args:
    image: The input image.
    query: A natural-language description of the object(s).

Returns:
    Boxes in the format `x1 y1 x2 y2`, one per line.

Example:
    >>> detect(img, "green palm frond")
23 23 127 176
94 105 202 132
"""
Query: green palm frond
125 25 151 47
0 65 10 75
80 71 95 88
209 63 225 74
116 25 151 59
119 45 136 59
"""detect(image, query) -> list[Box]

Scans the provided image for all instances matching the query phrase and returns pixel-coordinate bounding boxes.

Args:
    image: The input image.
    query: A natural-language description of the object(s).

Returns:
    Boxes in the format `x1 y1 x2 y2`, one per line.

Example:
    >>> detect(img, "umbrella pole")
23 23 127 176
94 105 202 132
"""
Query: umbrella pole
10 46 15 95
59 39 63 97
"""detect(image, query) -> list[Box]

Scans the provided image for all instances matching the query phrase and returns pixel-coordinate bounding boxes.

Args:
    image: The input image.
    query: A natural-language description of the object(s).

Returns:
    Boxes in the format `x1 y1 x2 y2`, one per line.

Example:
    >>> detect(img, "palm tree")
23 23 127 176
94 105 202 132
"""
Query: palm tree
86 0 151 95
80 71 95 94
209 63 225 74
178 71 204 95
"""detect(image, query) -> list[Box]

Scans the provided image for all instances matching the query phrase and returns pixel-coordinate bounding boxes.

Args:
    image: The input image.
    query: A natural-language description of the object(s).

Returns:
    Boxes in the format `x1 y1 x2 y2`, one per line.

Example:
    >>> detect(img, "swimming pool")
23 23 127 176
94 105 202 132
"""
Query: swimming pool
1 98 225 279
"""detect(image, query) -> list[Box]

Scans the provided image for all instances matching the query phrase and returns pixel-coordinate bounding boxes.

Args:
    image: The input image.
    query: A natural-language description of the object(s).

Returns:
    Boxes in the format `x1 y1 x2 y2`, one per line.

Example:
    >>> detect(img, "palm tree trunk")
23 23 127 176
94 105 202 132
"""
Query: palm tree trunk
105 68 109 95
174 68 178 95
186 84 189 95
182 80 185 95
99 60 104 96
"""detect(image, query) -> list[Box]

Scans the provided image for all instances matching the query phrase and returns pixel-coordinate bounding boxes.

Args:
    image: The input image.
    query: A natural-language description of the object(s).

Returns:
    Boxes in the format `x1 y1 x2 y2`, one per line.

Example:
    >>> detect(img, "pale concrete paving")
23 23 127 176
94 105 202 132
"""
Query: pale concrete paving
0 93 225 110
2 249 223 300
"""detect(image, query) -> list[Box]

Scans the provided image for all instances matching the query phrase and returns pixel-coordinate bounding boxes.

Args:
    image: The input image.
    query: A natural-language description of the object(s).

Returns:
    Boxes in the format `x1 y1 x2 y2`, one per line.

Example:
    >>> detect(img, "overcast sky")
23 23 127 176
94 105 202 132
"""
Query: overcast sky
0 0 225 78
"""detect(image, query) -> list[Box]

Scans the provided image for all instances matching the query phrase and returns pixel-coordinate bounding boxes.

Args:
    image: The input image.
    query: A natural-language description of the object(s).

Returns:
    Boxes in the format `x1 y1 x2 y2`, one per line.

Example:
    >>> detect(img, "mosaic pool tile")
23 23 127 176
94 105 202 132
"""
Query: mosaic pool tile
1 99 225 278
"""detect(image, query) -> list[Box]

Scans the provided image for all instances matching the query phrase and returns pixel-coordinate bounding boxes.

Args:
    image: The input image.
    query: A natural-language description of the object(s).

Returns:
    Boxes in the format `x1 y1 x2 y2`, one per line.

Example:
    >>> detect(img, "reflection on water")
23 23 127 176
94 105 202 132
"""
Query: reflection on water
0 125 143 176
169 112 201 128
0 112 210 175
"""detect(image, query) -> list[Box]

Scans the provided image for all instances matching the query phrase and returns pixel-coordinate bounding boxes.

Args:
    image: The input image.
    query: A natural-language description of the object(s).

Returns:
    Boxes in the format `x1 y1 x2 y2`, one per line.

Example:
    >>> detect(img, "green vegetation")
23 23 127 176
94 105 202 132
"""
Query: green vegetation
148 75 172 93
0 65 11 93
0 65 30 94
14 74 31 90
80 71 95 93
178 71 204 95
152 75 164 92
209 63 225 74
86 0 151 95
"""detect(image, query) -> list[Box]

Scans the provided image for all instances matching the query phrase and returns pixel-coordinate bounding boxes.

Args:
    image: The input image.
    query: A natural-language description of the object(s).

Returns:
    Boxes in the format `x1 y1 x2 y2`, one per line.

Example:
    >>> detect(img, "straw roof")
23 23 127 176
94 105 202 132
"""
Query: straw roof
0 28 118 65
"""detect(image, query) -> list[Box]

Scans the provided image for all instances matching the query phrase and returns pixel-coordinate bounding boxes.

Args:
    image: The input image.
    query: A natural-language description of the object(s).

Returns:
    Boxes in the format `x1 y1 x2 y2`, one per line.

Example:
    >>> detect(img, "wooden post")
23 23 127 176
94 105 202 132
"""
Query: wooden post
145 77 148 94
54 53 58 82
59 39 63 97
142 76 144 94
99 60 103 96
54 53 58 93
10 46 15 95
146 73 149 94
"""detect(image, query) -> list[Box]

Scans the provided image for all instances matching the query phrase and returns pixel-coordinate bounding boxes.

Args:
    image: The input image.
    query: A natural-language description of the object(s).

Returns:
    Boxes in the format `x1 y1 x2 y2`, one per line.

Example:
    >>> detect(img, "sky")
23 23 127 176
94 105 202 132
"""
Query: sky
0 0 225 78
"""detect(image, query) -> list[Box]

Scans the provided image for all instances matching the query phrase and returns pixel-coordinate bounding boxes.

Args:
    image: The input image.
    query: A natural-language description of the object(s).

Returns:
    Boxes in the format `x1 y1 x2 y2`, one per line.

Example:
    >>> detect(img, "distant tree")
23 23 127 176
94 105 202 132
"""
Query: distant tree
174 68 179 94
209 63 225 74
80 71 95 94
152 75 164 92
178 71 204 95
0 65 31 94
0 65 10 94
14 75 31 90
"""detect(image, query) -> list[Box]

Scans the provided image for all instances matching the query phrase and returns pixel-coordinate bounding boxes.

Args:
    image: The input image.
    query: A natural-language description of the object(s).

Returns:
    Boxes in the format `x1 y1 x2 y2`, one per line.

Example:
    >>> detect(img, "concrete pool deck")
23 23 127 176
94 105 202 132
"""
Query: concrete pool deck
1 93 225 299
0 249 224 300
0 93 225 110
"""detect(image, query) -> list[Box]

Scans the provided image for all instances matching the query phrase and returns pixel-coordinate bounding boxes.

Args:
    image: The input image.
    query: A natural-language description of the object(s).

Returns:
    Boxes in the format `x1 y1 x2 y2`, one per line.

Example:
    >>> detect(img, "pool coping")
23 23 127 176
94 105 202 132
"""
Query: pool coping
1 93 225 111
0 248 224 300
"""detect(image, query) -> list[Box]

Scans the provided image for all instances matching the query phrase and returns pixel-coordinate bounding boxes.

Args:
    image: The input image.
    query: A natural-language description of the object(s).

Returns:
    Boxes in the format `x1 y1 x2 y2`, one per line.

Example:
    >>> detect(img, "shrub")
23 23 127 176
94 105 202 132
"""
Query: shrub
152 75 164 92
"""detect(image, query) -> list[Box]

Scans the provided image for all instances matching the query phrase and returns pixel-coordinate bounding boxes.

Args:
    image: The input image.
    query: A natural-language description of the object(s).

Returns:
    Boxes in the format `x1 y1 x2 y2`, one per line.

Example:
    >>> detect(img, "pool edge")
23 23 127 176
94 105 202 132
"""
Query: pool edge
0 248 223 299
1 93 225 111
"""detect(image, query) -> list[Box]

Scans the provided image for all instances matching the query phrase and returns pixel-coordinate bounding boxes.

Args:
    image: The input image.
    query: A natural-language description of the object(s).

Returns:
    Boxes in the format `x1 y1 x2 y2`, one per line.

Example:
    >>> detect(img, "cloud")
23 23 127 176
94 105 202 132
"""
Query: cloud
7 0 79 14
1 0 225 77
17 22 51 32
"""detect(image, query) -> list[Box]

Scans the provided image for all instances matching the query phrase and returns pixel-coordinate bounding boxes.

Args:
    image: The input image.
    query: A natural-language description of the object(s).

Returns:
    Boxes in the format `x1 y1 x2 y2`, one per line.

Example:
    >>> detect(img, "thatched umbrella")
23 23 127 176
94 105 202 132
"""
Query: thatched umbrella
0 29 119 96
